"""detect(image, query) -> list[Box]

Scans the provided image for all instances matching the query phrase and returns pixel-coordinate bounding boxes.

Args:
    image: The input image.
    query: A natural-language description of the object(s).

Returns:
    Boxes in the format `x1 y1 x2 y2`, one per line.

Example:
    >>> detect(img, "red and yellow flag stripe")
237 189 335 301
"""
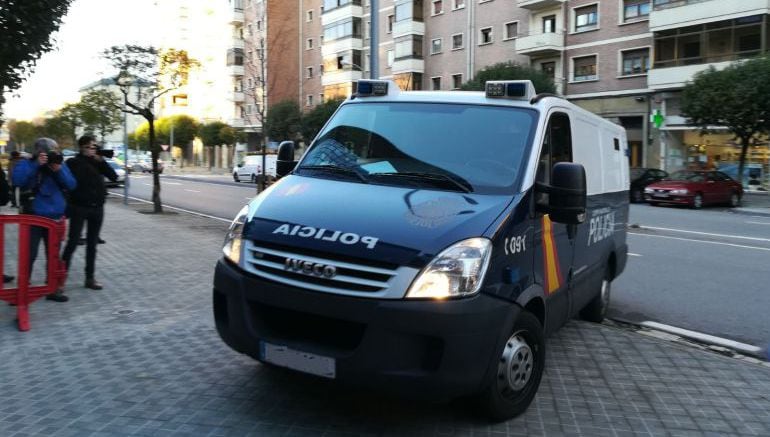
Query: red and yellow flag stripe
542 215 564 294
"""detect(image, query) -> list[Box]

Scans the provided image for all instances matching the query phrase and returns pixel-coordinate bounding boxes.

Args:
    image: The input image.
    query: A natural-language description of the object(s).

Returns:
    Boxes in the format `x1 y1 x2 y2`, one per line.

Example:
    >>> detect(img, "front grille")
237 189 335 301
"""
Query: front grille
242 240 417 298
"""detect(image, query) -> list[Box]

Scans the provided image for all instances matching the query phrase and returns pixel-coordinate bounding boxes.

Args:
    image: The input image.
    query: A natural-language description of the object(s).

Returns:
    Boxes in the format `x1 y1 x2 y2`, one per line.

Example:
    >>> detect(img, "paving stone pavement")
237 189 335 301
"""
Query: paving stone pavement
1 198 770 437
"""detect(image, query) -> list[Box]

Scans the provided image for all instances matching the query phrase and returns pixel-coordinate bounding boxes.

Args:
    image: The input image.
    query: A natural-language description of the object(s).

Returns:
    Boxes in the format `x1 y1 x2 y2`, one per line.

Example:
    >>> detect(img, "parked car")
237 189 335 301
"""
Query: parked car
128 158 163 174
629 168 668 203
105 159 126 187
644 170 743 208
232 154 277 183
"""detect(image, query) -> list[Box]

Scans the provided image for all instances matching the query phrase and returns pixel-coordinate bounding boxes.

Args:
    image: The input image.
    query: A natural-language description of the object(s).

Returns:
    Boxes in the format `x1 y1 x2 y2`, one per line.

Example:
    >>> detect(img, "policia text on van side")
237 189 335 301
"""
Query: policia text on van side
213 80 629 420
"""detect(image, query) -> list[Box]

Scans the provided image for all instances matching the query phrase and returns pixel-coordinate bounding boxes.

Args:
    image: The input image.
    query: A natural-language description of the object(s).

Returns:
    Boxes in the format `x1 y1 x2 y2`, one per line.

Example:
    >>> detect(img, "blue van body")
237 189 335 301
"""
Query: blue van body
213 81 629 417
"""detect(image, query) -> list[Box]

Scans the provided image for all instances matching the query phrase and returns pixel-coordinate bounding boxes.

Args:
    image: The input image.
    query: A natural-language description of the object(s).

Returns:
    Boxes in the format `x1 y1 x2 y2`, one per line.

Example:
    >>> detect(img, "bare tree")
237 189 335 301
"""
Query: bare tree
102 45 198 212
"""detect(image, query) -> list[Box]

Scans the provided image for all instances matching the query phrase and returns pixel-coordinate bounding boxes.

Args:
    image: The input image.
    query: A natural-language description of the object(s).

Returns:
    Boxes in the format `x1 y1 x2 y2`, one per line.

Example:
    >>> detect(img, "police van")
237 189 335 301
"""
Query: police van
214 80 629 420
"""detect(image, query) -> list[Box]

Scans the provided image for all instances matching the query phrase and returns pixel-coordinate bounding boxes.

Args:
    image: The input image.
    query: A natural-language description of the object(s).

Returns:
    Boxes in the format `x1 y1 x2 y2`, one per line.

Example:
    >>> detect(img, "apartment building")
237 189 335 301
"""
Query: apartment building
241 0 770 178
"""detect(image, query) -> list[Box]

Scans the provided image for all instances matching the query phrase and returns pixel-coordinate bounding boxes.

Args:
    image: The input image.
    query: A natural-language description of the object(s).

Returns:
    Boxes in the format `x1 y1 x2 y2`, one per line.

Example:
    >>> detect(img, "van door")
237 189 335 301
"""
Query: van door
534 111 575 336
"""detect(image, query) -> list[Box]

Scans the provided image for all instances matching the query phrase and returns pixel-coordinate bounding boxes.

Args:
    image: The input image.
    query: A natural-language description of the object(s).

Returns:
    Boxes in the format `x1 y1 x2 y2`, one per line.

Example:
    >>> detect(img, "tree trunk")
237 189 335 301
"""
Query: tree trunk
737 135 751 188
148 114 163 213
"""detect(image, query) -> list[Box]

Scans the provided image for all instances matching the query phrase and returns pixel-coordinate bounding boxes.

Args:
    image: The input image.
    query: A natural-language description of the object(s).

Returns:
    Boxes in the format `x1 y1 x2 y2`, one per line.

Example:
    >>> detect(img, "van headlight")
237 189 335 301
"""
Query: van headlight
222 205 249 265
406 238 492 299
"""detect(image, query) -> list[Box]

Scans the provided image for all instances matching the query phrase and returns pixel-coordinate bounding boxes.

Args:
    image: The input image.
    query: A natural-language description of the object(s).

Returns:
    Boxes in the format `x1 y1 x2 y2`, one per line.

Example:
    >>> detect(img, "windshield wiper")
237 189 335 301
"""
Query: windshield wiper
298 164 369 183
371 172 472 193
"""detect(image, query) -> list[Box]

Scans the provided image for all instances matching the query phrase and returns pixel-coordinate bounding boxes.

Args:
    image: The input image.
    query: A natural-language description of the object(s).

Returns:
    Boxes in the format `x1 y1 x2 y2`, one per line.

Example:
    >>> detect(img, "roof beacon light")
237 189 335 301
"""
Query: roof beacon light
485 80 536 101
354 80 394 97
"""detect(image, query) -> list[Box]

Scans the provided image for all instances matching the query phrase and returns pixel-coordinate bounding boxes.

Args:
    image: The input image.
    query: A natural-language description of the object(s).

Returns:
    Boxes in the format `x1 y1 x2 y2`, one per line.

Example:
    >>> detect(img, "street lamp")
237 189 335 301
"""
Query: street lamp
116 73 133 206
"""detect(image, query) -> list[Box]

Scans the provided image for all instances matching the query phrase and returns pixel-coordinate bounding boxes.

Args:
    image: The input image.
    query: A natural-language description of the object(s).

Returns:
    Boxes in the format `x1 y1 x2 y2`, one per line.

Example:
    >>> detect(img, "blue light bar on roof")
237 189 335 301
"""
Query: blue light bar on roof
485 80 536 101
354 80 390 97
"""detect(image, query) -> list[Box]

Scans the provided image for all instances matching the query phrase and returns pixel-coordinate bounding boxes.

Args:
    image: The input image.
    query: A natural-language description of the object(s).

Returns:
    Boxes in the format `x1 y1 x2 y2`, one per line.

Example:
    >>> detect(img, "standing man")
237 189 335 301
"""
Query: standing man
8 151 22 208
13 138 76 302
61 135 117 290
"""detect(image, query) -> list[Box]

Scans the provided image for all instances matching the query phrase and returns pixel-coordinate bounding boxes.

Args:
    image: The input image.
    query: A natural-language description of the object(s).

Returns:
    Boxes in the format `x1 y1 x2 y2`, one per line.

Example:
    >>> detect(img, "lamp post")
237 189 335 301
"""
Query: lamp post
116 73 133 206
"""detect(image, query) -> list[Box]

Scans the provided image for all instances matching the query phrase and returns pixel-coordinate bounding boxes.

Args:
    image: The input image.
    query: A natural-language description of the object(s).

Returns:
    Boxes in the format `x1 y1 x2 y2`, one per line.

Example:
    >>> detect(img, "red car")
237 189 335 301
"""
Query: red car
644 170 743 208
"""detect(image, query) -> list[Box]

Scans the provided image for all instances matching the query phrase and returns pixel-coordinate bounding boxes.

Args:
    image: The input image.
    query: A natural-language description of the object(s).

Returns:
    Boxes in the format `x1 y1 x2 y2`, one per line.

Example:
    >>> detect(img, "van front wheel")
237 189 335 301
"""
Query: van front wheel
478 311 545 421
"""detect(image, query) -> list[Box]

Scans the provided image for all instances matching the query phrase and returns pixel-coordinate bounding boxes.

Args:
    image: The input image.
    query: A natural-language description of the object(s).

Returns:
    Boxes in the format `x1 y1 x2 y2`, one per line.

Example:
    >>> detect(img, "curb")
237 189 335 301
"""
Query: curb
161 174 251 189
607 317 768 363
732 207 770 217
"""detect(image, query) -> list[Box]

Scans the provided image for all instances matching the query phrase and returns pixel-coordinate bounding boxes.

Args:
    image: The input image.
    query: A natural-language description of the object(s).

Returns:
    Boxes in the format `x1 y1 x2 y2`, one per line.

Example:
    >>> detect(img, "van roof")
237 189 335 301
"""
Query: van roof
346 86 624 132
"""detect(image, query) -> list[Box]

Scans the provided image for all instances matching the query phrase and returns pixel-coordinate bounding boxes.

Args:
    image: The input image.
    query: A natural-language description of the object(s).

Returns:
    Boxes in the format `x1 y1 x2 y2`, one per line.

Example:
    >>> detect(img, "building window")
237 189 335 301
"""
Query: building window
306 94 313 106
319 93 325 103
307 10 313 21
543 15 556 33
307 66 314 78
322 0 364 13
431 76 442 90
479 27 492 45
306 38 314 49
432 0 443 15
541 61 556 78
504 21 518 40
621 48 649 75
623 0 650 22
452 33 463 50
395 0 424 23
387 49 394 67
323 17 363 41
320 63 324 73
452 73 462 89
453 0 465 10
573 55 597 81
431 38 442 54
387 15 394 33
256 20 262 31
574 4 598 32
395 35 423 60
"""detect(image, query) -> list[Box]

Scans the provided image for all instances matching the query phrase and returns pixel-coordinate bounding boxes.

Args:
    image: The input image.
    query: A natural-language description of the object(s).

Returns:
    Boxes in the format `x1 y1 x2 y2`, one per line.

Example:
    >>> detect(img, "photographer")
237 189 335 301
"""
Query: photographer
13 138 76 302
61 135 117 291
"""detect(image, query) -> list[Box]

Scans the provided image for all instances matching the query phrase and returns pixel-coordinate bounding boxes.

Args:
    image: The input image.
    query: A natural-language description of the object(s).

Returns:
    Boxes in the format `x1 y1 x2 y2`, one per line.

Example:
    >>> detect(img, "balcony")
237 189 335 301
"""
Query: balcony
321 69 363 87
321 3 363 27
648 60 734 90
515 32 564 56
232 38 245 50
517 0 565 10
393 20 424 37
230 91 245 102
228 65 244 76
230 8 244 24
321 37 364 57
392 58 424 75
650 0 770 31
229 118 245 128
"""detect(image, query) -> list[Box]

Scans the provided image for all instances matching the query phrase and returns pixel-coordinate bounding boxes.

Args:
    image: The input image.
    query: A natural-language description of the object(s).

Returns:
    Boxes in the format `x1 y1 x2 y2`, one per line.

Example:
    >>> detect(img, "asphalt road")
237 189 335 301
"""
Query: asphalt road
111 177 770 347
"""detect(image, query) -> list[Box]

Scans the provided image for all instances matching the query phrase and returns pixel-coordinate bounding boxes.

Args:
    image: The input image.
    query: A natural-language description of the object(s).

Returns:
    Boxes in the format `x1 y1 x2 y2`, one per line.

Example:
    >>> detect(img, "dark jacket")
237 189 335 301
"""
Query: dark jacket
65 154 117 207
13 159 77 218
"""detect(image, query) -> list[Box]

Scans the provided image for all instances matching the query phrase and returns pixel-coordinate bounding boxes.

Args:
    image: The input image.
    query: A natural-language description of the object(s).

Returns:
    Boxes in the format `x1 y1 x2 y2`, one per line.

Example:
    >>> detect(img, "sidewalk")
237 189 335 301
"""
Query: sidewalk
1 198 770 436
735 191 770 217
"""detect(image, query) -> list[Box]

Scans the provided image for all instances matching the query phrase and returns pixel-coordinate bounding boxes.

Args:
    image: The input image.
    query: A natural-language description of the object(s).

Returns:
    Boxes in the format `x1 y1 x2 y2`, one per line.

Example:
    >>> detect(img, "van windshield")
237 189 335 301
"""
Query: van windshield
297 102 537 194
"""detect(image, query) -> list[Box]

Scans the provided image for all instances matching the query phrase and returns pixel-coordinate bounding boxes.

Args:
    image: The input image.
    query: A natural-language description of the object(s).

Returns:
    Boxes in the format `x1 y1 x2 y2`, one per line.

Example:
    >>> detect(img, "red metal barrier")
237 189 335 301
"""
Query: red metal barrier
0 214 67 331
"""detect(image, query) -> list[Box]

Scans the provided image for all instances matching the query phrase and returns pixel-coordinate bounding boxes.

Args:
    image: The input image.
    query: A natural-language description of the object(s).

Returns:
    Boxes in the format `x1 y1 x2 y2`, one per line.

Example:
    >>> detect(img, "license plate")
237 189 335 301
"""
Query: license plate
654 193 669 198
260 341 336 379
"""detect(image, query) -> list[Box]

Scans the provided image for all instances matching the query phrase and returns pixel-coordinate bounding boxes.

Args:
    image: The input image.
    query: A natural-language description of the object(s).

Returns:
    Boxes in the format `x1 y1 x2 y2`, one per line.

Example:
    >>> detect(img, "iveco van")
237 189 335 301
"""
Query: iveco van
214 80 629 420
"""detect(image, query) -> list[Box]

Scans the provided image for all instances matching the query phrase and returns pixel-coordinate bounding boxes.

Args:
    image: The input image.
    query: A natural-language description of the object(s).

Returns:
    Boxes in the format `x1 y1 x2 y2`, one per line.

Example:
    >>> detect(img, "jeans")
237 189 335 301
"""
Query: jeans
61 205 104 280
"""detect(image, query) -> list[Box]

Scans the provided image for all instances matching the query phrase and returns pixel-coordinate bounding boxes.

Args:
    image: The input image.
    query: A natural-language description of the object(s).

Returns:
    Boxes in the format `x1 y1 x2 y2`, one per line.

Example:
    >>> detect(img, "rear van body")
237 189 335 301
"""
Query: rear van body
214 80 629 419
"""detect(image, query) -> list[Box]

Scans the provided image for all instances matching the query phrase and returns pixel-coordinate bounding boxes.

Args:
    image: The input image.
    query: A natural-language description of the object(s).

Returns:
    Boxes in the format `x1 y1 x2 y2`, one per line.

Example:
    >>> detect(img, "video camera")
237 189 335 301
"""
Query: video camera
46 151 64 165
96 148 114 159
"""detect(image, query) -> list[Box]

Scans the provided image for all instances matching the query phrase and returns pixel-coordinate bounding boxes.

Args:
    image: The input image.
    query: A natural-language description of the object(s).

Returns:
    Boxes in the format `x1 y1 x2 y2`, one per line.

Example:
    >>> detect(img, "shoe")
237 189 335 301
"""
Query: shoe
98 238 106 244
3 275 14 283
85 279 103 290
46 291 69 302
77 237 86 245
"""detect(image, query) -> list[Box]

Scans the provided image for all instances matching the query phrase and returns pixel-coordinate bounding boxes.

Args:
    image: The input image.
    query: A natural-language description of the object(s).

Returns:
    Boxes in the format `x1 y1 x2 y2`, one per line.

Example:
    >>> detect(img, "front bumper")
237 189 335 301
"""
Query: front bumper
213 258 519 399
645 193 693 205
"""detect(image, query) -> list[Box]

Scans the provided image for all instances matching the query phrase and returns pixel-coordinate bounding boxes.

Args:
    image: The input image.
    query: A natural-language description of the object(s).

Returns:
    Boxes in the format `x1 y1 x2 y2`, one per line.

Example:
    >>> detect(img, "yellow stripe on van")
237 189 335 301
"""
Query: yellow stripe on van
542 215 563 294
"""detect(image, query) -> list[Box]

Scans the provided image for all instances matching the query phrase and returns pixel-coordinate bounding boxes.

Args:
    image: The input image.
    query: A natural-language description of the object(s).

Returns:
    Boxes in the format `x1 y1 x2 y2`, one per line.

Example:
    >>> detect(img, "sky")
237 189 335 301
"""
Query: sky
3 0 161 121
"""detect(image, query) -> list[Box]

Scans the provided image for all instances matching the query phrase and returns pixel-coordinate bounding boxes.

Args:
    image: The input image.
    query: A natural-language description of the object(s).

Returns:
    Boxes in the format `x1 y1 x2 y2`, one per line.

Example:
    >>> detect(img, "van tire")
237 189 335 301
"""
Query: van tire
251 174 258 184
477 311 545 422
233 173 240 182
581 268 611 323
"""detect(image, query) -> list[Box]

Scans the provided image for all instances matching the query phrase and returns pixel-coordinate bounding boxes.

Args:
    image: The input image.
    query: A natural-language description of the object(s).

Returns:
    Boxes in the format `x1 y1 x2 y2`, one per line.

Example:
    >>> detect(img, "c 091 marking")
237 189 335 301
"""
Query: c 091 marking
504 235 526 255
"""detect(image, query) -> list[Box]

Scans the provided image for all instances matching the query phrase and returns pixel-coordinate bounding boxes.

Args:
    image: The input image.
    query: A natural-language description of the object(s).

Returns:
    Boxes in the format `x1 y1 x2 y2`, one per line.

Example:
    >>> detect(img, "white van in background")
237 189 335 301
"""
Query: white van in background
232 154 277 183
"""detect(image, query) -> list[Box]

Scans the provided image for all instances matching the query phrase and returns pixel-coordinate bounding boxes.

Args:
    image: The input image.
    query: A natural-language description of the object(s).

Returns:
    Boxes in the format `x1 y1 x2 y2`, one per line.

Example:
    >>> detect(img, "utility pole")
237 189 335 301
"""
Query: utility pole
370 0 379 79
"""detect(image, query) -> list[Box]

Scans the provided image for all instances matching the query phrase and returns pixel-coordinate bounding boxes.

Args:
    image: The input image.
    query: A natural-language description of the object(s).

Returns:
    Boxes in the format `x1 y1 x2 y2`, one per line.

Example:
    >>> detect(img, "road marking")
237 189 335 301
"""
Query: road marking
747 221 770 226
107 192 232 223
629 232 770 252
637 225 770 243
640 321 763 357
143 183 151 186
244 197 253 201
164 181 182 185
628 253 642 257
184 189 201 193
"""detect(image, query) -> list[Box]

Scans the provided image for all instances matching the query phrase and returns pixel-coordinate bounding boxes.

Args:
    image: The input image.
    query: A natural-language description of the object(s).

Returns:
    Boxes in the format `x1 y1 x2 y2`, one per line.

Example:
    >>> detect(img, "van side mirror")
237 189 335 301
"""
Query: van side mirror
536 162 587 225
277 141 297 177
237 162 244 168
